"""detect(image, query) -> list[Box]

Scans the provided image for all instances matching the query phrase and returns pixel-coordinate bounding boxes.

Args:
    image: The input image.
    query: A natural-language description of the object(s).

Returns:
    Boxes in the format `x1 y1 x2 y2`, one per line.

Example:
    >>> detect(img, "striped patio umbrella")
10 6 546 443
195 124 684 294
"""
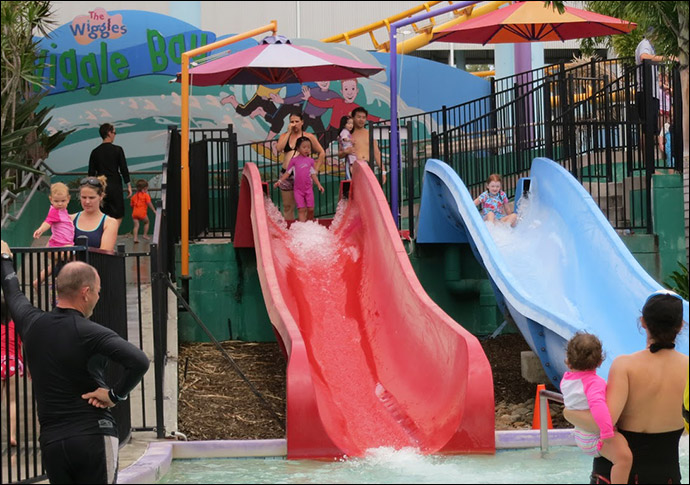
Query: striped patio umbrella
432 1 636 45
176 35 384 86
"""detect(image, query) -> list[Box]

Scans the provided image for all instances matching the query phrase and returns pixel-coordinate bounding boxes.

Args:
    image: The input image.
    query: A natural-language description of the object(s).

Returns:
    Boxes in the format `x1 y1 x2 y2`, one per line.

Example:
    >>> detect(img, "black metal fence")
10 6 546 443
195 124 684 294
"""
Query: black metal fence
150 130 176 439
171 58 682 244
373 57 683 234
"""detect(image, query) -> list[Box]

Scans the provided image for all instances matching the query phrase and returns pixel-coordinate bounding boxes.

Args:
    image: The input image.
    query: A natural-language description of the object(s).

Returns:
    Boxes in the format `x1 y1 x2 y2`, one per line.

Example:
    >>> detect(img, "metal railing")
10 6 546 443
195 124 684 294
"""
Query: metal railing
173 58 682 244
1 158 49 228
538 389 564 455
374 57 683 235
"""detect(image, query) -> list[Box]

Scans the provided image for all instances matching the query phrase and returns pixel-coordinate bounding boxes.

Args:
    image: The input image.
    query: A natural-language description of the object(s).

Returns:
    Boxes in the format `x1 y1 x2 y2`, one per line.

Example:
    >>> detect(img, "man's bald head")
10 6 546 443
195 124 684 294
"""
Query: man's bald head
56 261 99 300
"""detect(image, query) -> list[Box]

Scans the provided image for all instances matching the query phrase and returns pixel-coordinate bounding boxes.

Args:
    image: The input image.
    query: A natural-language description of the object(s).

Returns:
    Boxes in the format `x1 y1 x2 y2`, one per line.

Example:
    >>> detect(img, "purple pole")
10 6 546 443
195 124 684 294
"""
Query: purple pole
389 1 479 225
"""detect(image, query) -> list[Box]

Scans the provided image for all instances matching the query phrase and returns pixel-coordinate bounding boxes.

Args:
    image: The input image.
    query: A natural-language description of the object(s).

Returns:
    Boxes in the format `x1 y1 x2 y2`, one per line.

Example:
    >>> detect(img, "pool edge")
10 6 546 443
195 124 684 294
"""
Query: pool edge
117 431 574 484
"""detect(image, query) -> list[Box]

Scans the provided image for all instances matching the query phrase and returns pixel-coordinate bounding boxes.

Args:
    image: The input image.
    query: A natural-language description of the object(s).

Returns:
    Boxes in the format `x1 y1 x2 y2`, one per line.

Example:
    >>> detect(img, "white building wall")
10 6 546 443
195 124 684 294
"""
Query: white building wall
50 1 587 53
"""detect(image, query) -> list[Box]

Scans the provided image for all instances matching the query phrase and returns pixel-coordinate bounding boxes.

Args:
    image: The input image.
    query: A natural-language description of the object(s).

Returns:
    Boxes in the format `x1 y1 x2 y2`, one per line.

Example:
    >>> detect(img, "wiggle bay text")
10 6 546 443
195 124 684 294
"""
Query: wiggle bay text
35 30 211 95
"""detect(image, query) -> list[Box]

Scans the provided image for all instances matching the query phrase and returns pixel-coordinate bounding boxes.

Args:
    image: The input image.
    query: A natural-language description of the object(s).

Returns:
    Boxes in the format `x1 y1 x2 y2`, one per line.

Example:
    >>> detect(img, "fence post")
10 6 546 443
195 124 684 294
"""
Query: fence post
149 242 167 439
227 124 239 239
642 59 655 234
76 235 89 263
513 83 522 175
566 74 578 179
431 131 440 160
671 64 683 173
442 105 449 161
543 78 553 159
368 126 376 173
603 75 613 183
624 68 635 177
490 78 497 133
406 121 415 239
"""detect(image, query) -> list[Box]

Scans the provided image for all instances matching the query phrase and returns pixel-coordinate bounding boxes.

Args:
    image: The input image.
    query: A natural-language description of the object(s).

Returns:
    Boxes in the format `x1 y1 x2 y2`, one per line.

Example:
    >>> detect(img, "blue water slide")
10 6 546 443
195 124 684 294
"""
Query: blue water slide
417 157 689 388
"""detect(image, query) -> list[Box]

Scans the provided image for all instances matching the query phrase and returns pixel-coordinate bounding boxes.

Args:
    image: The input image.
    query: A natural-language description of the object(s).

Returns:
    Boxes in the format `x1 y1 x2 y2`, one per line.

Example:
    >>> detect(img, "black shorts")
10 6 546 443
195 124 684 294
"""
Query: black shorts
102 182 125 219
635 92 660 135
42 434 119 484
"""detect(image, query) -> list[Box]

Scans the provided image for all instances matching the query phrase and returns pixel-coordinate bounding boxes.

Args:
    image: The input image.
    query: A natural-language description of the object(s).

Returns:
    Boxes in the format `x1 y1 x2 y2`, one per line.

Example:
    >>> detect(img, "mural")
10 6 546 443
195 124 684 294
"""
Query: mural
36 9 490 177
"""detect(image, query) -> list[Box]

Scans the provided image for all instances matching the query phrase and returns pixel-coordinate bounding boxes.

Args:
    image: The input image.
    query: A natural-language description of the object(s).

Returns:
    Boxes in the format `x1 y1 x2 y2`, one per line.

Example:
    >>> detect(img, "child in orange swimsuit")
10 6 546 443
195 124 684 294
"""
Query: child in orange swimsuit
130 179 155 243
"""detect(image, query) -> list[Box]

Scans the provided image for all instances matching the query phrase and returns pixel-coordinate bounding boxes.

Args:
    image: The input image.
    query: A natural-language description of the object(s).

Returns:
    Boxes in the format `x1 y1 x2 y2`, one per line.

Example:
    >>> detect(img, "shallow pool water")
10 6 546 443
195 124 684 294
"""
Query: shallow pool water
158 436 689 484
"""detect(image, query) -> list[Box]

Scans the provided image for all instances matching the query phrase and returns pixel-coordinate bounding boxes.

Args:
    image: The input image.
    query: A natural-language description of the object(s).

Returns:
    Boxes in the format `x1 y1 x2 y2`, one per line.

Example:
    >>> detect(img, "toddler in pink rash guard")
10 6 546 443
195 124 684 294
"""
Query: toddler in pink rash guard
561 332 632 484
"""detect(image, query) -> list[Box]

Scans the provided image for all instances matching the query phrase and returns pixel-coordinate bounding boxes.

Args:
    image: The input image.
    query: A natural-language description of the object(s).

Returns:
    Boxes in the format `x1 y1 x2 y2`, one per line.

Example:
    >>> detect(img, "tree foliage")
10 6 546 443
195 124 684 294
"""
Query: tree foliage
579 2 689 69
1 1 72 192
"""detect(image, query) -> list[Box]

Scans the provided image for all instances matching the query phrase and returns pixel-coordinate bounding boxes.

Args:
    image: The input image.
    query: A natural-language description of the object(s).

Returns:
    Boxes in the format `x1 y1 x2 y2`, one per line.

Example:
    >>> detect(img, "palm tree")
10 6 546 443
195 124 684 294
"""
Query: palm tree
1 1 71 193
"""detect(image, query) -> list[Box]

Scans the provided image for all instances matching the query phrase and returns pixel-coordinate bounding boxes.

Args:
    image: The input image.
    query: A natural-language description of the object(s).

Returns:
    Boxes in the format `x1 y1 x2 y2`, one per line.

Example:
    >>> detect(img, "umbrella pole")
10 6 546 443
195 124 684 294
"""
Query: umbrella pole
389 2 478 226
179 21 277 277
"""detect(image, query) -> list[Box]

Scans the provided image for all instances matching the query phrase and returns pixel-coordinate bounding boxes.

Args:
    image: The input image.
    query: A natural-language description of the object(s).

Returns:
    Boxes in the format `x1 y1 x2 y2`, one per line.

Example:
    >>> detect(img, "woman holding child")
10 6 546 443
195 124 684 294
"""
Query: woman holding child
564 290 687 483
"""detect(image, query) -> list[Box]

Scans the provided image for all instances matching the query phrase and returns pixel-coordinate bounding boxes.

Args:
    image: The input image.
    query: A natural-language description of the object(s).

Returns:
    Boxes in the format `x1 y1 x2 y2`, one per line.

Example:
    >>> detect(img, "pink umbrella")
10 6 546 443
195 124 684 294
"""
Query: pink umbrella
176 35 384 86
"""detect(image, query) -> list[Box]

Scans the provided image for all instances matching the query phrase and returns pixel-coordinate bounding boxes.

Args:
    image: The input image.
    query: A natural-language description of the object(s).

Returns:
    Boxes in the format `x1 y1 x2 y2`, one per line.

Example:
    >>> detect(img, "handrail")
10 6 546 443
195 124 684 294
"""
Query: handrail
321 2 444 44
539 389 564 454
323 1 507 55
1 157 49 227
39 159 162 177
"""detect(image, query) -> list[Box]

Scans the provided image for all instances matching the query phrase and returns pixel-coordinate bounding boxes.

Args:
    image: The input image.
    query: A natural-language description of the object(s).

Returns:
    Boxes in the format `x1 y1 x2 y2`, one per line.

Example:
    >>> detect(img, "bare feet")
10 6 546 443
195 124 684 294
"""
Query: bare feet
133 238 139 243
143 235 150 240
10 437 17 447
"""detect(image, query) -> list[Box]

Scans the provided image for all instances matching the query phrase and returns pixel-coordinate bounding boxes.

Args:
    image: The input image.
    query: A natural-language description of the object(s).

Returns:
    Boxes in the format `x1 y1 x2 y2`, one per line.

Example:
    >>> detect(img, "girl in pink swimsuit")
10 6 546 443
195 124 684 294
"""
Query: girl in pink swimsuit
561 332 632 484
274 137 324 222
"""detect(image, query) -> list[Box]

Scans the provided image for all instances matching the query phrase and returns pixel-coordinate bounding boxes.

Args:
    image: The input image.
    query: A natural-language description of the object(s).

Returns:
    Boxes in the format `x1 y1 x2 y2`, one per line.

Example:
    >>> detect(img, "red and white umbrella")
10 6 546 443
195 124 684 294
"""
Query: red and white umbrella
176 35 384 86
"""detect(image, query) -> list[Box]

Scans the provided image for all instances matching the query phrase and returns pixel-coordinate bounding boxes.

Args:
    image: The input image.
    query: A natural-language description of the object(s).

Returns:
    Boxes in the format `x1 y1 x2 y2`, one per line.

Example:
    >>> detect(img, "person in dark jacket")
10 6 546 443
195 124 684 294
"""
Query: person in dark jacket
88 123 132 228
1 240 149 484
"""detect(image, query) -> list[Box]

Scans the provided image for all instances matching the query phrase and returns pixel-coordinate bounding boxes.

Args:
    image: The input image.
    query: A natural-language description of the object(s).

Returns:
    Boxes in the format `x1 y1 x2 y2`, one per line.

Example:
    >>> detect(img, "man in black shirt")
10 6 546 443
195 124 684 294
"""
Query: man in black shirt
0 240 149 484
88 123 132 228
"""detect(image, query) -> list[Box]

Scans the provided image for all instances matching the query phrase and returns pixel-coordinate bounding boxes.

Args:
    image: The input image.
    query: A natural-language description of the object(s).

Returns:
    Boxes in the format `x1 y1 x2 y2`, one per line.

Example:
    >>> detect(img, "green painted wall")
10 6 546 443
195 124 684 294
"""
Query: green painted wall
1 188 52 247
620 233 659 281
176 242 274 343
651 173 686 282
405 242 509 336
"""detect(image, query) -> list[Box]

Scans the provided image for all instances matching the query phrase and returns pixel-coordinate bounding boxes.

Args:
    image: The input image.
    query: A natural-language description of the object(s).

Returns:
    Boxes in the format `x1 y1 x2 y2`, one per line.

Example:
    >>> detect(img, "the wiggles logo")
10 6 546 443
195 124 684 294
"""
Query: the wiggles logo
70 8 127 45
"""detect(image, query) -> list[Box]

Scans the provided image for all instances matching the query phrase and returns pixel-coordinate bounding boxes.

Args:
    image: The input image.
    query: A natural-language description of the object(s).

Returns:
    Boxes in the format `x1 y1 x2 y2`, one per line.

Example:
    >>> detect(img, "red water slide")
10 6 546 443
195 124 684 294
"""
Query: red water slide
234 161 494 459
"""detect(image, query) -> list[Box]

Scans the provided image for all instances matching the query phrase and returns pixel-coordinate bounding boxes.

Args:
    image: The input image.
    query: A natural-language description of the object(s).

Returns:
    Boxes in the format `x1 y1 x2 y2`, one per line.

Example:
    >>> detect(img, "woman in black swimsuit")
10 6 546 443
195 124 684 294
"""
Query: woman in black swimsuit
564 291 688 484
274 112 325 222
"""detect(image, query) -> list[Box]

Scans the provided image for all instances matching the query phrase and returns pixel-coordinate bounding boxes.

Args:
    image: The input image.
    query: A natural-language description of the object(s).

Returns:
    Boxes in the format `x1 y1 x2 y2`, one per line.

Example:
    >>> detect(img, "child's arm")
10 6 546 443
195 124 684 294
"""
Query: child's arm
502 193 514 215
274 166 292 188
474 192 485 207
33 222 51 239
311 172 325 193
145 193 155 212
583 376 615 440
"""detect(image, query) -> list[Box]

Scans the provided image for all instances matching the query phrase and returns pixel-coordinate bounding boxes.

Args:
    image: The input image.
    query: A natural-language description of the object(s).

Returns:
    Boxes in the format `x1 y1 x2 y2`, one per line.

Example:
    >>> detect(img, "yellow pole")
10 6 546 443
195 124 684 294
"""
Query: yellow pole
180 20 277 277
390 1 507 54
321 2 443 44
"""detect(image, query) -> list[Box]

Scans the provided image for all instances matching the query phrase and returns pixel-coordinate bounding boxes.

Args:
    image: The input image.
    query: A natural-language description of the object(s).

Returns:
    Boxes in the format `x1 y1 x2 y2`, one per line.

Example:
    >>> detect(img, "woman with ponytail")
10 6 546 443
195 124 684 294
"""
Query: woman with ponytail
565 290 687 484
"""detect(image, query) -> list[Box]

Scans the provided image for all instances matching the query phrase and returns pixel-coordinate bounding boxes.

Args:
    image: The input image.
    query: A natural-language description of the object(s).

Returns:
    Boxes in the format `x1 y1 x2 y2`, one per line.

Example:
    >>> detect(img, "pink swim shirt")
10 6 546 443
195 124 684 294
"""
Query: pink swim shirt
45 206 75 247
